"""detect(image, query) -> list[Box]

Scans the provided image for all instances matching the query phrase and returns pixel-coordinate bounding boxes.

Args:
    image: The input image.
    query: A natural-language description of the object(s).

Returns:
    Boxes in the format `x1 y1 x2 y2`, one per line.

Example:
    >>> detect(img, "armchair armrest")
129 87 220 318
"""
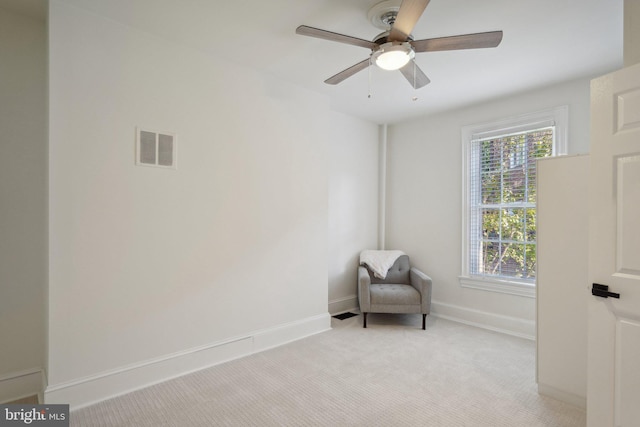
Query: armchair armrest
410 267 432 314
358 266 372 312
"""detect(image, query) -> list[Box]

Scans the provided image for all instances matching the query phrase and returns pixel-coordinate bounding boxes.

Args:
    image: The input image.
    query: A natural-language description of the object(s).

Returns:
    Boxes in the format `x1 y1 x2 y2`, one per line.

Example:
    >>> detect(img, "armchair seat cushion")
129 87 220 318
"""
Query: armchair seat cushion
370 283 421 306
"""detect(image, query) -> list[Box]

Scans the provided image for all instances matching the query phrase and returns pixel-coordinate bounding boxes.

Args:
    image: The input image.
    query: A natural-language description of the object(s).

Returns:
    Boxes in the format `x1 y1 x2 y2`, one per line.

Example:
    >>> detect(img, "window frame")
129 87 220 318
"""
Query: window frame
460 106 568 298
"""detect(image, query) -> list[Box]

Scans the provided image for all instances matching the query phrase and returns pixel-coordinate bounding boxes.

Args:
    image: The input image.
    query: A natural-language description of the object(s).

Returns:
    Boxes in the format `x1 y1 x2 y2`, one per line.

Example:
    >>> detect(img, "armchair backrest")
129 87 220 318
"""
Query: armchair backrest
366 255 411 285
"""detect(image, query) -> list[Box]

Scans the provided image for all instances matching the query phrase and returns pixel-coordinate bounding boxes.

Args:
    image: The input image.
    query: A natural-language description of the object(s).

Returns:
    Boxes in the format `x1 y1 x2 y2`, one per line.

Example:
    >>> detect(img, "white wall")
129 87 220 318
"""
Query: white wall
537 154 589 408
327 118 379 314
625 0 640 67
385 78 592 338
0 6 47 402
46 0 377 407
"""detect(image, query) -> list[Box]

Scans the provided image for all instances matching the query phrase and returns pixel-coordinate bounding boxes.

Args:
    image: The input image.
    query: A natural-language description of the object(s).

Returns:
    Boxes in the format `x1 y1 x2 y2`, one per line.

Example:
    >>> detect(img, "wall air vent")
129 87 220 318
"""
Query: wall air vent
136 128 177 169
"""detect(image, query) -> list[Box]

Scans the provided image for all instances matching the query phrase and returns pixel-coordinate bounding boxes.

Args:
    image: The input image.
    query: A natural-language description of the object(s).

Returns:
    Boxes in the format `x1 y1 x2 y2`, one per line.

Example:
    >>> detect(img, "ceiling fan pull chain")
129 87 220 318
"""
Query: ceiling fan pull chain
412 61 418 101
368 56 372 99
413 61 416 88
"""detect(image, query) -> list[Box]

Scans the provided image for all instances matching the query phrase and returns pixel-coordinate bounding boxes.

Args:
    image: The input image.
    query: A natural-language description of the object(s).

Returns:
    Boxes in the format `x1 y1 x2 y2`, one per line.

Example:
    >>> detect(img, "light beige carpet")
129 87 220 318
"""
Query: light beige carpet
71 314 586 426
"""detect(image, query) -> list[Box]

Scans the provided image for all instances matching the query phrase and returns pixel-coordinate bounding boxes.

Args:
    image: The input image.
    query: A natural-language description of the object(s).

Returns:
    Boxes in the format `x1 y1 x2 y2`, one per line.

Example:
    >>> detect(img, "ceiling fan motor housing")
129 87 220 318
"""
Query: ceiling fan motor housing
373 31 414 45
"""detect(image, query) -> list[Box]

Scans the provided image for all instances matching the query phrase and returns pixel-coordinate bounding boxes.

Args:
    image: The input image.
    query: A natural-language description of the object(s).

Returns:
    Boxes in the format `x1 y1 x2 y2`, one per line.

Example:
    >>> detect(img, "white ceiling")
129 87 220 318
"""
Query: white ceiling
8 0 625 124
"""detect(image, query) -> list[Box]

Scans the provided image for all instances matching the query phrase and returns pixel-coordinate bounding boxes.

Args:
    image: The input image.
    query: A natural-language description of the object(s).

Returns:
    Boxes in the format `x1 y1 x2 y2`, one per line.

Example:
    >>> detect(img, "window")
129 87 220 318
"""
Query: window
460 107 568 297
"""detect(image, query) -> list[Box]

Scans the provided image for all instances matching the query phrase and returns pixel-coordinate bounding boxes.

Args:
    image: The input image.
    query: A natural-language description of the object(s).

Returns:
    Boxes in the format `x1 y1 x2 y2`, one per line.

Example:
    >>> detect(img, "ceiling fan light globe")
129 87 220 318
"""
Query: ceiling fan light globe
373 42 415 71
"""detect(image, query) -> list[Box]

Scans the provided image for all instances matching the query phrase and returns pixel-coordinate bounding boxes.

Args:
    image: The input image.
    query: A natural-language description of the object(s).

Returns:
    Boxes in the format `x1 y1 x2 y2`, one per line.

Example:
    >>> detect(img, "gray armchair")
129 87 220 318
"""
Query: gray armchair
358 254 432 329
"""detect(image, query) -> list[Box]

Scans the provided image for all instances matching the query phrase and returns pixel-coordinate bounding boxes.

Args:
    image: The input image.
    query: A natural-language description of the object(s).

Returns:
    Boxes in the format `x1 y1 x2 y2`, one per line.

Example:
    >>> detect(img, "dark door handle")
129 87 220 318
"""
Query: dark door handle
592 283 620 299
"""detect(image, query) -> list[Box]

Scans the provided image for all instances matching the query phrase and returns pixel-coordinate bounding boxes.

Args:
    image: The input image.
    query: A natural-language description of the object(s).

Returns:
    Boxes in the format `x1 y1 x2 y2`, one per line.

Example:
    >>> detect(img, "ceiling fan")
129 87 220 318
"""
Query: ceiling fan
296 0 503 89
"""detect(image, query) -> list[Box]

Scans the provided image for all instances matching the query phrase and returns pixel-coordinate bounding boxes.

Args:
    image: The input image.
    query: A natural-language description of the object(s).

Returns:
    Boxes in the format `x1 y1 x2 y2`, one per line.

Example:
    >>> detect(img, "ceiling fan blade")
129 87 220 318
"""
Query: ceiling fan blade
296 25 377 50
411 31 503 52
388 0 431 42
399 61 430 89
324 58 371 85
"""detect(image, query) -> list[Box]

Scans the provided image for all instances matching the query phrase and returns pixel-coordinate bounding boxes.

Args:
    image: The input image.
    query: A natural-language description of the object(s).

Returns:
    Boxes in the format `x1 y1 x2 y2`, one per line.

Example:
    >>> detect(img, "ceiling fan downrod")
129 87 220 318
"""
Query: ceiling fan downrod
380 11 397 28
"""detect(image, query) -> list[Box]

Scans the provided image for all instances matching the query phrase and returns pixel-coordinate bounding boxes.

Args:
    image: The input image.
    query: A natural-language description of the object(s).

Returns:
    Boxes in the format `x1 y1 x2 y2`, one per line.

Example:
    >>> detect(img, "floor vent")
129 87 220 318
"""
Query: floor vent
332 312 359 320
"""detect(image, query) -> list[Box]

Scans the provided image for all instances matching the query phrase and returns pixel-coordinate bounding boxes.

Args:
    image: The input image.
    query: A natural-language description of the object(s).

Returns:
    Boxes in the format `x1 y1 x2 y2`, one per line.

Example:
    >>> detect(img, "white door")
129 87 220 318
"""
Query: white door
588 62 640 427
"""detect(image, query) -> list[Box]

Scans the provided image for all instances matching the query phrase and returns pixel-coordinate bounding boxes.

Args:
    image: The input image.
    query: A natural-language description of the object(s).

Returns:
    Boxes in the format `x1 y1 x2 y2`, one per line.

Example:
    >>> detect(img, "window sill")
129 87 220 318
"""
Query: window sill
458 276 535 298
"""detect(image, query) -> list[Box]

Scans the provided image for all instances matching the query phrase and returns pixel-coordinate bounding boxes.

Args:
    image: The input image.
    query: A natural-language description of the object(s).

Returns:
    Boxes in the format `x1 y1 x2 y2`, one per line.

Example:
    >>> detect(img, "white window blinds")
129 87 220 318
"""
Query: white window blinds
468 127 554 281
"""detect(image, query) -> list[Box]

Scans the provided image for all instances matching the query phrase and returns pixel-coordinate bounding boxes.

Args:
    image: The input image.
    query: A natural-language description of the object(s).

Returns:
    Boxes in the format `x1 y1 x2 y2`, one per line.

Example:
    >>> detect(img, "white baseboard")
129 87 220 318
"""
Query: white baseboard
431 300 535 340
252 313 332 353
44 313 331 410
0 368 44 404
328 295 358 315
538 383 586 409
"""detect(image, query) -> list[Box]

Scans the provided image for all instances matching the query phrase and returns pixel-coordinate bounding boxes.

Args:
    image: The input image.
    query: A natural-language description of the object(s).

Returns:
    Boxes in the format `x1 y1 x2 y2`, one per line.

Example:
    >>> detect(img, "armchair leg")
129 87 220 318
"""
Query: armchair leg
422 314 427 330
363 312 367 328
